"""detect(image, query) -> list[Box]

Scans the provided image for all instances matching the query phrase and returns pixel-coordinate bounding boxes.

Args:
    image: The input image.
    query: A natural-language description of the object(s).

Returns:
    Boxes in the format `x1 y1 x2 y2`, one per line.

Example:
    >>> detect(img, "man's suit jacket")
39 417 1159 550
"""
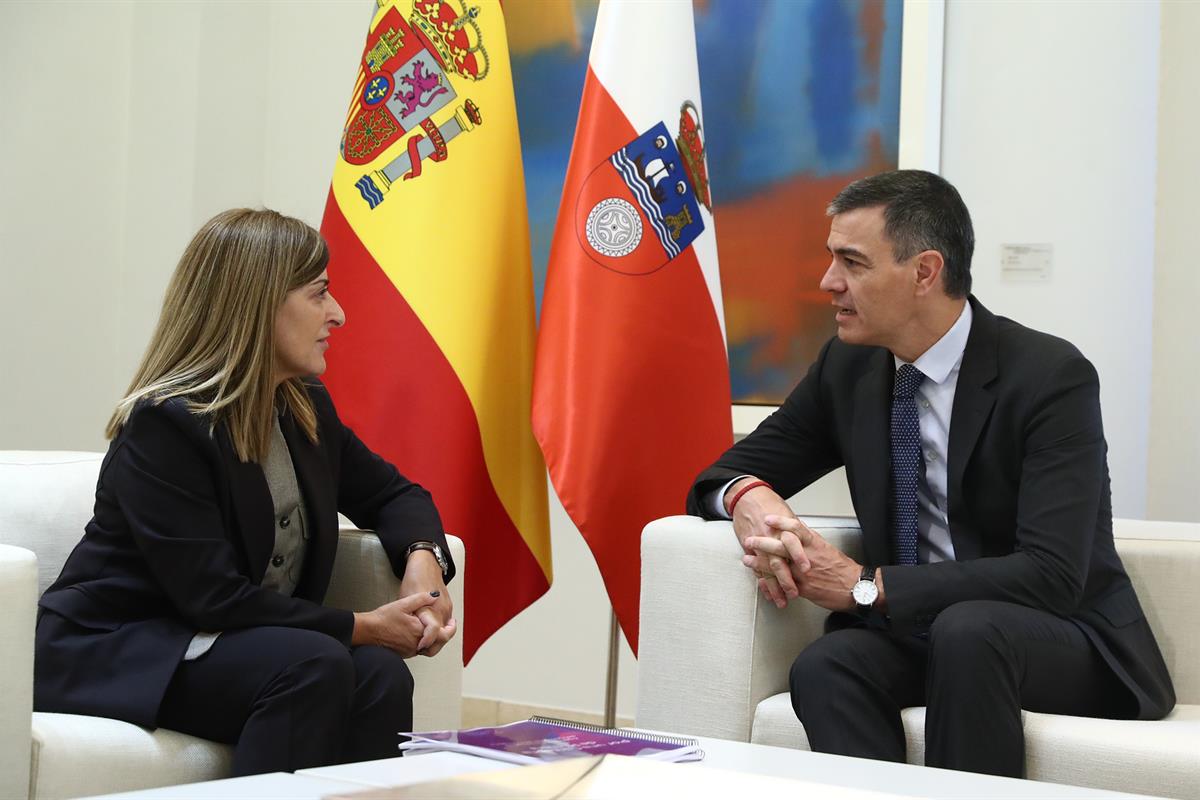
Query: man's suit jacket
687 297 1174 720
35 381 454 729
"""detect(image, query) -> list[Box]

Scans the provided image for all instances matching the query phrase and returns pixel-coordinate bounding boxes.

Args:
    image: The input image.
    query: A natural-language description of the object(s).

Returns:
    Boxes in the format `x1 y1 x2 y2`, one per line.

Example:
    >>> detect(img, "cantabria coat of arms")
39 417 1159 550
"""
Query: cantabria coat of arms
342 0 489 209
575 101 712 275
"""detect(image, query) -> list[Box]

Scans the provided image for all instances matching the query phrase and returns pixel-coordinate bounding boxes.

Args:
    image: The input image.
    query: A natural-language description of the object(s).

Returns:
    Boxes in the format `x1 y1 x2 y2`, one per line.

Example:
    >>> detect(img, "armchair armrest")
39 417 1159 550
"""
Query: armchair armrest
1 544 36 798
636 515 862 741
325 527 465 730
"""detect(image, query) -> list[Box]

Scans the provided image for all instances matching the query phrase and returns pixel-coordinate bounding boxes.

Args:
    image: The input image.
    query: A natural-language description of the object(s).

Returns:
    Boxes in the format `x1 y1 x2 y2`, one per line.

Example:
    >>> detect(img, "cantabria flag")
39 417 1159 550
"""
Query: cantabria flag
321 0 550 661
532 0 732 652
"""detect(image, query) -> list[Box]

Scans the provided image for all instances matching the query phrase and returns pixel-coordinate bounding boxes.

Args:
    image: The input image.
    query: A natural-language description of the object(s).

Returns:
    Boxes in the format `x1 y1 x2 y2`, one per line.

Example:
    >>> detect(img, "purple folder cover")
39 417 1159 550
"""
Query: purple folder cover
403 720 700 763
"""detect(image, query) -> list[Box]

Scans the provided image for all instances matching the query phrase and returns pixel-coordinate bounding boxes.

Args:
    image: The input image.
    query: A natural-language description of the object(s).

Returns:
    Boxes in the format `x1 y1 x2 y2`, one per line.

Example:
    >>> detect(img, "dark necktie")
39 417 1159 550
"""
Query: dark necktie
890 363 925 566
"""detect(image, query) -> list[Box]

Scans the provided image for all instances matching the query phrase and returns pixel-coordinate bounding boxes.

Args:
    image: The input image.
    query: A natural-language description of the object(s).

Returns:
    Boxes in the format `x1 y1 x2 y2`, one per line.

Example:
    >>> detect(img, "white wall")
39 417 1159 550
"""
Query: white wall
1 0 1193 725
2 2 134 450
940 0 1161 520
0 1 364 451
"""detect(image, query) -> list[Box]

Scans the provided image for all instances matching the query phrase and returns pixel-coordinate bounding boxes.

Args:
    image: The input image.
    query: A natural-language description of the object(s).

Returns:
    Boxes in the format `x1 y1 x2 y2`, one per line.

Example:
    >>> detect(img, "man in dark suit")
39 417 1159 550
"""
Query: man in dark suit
686 170 1174 777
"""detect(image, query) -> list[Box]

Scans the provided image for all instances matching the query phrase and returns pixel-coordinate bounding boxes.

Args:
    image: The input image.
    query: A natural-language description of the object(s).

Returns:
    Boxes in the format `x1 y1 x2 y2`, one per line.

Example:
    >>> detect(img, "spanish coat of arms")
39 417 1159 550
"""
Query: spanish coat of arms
341 0 490 209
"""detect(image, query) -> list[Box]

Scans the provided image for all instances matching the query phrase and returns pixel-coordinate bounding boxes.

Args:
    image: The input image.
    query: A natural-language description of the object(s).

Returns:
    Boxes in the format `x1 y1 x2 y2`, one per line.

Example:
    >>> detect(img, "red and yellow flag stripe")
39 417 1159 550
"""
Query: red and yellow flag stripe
321 0 550 660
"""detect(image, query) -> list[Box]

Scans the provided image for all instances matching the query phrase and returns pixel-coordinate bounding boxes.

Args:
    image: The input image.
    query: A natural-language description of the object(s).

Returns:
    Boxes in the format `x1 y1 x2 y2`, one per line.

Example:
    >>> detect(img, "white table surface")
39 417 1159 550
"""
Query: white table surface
298 751 514 788
299 734 1160 799
84 732 1163 799
81 772 366 800
688 735 1157 799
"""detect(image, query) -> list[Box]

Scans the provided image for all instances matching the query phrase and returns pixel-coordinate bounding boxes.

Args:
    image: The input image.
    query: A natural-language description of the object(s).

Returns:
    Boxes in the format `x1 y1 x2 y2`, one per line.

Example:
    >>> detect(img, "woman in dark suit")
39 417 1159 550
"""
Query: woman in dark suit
35 208 457 775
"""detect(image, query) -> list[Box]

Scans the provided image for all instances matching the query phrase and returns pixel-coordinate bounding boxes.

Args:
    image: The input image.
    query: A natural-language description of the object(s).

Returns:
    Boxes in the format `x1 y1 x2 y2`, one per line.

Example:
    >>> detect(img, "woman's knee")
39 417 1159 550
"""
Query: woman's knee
353 645 415 700
253 628 356 701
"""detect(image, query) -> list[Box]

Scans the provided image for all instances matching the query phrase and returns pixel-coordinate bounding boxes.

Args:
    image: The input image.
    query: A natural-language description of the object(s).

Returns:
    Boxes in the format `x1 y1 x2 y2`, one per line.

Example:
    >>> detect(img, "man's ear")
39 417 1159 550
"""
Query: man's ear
914 250 945 296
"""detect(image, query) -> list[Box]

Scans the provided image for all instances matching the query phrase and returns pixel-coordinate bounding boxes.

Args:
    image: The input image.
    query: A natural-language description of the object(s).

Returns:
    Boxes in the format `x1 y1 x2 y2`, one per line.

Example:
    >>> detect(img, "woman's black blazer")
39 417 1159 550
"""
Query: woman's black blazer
35 381 454 728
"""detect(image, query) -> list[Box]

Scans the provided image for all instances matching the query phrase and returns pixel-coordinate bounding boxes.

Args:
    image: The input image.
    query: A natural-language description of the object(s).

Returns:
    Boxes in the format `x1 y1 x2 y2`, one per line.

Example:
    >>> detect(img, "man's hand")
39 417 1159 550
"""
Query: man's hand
399 549 457 656
724 477 798 608
743 515 864 612
352 591 438 657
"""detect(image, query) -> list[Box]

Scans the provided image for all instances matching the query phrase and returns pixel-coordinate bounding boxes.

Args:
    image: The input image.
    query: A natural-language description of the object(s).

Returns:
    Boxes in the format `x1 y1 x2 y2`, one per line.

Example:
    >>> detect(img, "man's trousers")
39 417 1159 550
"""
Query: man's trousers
789 599 1133 777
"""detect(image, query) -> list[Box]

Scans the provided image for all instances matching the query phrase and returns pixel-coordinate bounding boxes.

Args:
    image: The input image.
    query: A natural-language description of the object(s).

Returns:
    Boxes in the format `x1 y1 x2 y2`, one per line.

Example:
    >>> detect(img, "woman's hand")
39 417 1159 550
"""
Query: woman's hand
399 549 457 657
352 591 438 657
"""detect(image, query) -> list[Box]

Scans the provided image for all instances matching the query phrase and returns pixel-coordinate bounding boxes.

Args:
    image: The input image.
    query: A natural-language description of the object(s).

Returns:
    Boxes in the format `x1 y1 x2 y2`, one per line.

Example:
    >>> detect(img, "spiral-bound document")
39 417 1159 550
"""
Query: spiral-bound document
398 717 704 764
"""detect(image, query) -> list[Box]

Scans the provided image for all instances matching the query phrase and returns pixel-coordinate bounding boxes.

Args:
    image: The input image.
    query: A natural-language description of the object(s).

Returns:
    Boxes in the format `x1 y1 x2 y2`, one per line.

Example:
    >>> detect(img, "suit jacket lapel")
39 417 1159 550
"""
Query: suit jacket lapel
850 348 893 567
947 296 998 561
281 412 339 601
221 431 275 585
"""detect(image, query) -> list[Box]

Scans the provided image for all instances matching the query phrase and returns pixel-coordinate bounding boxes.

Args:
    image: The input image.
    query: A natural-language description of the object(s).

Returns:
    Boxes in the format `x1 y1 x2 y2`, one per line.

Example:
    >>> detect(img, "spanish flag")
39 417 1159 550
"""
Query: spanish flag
320 0 550 661
532 0 732 652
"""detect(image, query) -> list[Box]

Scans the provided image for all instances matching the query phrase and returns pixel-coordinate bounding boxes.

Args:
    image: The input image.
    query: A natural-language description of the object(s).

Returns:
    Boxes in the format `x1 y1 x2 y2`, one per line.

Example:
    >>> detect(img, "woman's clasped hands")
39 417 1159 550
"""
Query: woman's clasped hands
352 550 457 658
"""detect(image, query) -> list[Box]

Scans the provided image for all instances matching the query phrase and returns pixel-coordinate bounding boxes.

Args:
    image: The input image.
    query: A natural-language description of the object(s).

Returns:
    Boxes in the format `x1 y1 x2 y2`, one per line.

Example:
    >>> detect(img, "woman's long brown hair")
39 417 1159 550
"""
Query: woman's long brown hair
107 208 328 462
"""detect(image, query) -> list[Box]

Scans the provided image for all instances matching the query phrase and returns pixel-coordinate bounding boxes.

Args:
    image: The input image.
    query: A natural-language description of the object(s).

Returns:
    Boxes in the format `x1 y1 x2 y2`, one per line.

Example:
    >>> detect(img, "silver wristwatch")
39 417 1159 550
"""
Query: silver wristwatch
406 541 450 582
851 565 879 613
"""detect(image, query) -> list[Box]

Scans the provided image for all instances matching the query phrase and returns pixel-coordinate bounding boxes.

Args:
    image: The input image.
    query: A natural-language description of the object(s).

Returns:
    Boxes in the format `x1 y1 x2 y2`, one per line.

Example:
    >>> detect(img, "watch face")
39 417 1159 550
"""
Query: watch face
428 545 448 572
852 579 878 606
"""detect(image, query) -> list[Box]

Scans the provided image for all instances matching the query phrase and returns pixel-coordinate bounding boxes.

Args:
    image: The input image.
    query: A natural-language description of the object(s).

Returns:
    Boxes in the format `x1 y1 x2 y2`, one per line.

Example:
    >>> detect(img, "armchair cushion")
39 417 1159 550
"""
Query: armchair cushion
751 690 1200 798
0 545 37 799
637 515 860 742
30 714 232 800
0 452 104 595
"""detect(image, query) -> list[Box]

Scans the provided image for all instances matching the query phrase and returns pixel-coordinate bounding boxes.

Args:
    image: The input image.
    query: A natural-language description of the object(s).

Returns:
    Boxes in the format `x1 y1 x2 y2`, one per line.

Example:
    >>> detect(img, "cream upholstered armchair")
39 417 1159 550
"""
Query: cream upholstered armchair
0 451 465 800
638 514 1200 799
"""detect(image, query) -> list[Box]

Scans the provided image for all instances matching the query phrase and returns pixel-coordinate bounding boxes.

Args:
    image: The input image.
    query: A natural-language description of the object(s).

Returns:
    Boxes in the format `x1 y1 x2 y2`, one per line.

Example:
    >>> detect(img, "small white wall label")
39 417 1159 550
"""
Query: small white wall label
1000 243 1053 282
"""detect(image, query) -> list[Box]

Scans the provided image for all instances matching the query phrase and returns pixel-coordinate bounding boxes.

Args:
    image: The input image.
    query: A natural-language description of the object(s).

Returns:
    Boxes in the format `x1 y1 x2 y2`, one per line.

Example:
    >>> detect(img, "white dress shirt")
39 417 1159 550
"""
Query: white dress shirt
711 302 973 565
896 301 971 563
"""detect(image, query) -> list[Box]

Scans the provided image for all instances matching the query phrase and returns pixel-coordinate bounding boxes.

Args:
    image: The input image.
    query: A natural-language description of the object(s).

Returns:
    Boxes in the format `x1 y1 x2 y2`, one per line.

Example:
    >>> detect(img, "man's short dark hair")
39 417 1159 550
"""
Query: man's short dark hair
827 170 974 298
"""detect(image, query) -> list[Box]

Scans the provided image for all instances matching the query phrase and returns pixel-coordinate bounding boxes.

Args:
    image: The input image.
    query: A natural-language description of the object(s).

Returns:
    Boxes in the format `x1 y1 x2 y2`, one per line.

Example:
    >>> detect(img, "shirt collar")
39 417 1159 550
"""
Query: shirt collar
893 301 973 385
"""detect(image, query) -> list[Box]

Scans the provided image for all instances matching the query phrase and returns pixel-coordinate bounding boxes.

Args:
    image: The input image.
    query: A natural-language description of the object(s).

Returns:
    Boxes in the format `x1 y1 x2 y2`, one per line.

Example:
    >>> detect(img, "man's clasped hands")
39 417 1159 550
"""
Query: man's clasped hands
726 478 885 613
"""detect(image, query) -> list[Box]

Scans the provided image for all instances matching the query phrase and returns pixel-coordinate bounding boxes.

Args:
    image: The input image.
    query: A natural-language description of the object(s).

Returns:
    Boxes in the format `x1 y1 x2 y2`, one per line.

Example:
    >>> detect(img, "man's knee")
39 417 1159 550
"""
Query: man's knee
789 632 863 708
929 601 1015 667
790 641 832 697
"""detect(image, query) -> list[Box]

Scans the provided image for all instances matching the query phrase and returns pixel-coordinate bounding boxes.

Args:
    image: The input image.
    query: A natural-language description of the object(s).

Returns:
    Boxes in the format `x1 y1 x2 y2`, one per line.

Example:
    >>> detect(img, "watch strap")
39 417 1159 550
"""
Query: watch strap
406 541 449 581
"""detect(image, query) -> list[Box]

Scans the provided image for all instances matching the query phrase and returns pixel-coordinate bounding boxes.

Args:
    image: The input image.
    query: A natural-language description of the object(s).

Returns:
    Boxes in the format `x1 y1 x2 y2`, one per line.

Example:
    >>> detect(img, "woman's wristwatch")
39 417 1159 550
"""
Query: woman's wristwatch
405 541 450 582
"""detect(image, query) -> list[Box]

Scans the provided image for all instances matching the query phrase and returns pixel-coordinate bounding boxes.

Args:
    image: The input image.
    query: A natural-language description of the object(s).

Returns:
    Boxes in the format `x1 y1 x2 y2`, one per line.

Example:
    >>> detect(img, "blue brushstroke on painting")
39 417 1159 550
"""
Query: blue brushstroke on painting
809 0 857 169
511 41 590 314
692 0 766 206
879 0 903 157
695 0 888 200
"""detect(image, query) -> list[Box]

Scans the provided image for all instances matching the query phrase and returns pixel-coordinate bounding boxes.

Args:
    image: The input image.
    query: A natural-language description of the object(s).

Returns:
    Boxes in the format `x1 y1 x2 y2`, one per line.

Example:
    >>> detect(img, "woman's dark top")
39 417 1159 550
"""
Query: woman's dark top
35 380 453 728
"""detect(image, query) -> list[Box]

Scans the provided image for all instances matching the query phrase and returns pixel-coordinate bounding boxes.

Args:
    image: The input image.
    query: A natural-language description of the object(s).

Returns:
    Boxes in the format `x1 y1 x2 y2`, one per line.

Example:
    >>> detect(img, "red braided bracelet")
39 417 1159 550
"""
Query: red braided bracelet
727 479 772 515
